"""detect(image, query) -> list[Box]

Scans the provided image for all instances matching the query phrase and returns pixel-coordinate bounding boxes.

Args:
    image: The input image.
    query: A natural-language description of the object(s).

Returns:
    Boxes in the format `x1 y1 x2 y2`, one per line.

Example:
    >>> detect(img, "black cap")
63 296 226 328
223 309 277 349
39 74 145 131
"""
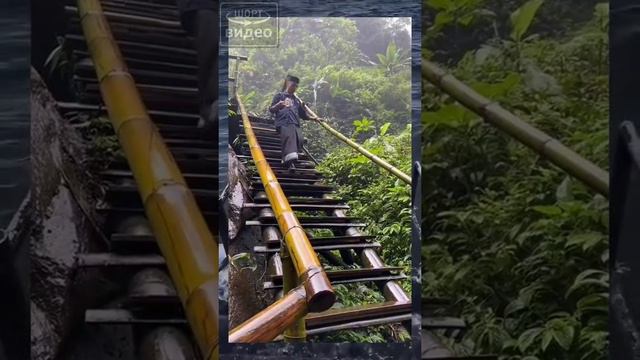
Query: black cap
285 74 300 84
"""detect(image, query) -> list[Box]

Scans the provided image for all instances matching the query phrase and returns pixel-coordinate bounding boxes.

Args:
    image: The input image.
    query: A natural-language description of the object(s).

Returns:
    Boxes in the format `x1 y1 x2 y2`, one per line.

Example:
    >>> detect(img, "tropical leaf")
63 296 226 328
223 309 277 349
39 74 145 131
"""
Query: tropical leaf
510 0 544 42
380 122 391 136
517 327 543 352
565 269 609 298
532 205 562 216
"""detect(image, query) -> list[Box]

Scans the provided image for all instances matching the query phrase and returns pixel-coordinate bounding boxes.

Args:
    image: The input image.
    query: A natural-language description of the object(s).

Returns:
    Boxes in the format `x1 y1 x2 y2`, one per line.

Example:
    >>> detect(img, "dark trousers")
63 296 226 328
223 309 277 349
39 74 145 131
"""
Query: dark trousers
277 124 303 164
195 9 218 129
178 4 219 137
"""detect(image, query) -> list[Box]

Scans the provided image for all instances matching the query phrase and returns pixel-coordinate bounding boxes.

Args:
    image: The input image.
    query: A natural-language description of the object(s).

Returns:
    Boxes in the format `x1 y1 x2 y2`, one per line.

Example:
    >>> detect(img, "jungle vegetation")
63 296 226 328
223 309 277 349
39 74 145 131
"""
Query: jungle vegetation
232 18 414 342
232 17 412 157
423 0 608 359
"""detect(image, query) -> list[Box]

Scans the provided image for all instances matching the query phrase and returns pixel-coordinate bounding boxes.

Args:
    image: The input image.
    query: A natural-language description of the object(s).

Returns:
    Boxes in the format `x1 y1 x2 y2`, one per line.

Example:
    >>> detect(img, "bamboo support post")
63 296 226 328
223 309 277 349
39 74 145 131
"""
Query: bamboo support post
282 244 307 341
76 1 218 358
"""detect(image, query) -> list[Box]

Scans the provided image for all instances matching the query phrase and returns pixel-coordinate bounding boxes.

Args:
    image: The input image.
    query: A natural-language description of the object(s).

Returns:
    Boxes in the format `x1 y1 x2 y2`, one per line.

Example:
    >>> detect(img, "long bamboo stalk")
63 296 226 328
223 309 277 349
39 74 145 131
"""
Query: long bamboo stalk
422 59 609 197
76 1 218 358
296 97 412 185
229 286 308 343
236 94 335 311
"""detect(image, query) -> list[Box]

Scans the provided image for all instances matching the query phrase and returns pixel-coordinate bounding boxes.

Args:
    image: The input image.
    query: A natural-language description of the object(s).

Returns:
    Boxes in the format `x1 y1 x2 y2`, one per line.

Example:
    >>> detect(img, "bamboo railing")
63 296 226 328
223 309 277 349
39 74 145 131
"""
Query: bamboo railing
229 95 335 342
295 96 412 185
76 1 219 358
422 59 609 197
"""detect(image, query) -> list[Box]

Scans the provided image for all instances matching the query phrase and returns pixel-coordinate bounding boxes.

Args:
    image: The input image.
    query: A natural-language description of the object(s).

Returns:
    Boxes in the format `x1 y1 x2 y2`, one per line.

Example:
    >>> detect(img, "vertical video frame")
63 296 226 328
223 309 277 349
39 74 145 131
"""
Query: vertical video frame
225 16 415 344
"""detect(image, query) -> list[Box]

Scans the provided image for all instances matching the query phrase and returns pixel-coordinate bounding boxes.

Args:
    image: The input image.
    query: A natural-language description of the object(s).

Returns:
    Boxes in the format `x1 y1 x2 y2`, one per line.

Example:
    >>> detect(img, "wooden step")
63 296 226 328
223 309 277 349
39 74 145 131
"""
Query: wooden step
255 215 362 224
264 267 406 289
101 169 217 180
253 197 343 205
77 253 165 267
110 157 216 174
108 233 158 253
306 301 411 329
246 220 366 229
238 155 315 168
101 169 217 190
269 171 322 180
85 309 186 325
57 101 199 125
250 176 323 184
105 185 217 211
254 242 380 253
306 313 411 336
271 267 403 283
263 235 376 246
251 182 333 192
422 317 468 341
97 207 218 227
243 202 349 211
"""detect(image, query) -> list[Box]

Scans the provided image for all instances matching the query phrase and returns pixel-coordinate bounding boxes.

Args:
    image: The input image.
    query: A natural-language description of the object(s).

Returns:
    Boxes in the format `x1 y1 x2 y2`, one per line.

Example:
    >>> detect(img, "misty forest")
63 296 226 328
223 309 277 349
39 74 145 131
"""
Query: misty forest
231 17 414 342
423 0 608 359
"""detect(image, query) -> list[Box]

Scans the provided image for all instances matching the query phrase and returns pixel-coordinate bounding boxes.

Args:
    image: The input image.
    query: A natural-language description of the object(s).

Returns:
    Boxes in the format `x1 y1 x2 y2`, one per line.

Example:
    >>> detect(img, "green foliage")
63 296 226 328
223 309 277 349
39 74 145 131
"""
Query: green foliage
423 1 608 359
376 41 411 76
312 283 412 344
380 122 392 136
237 17 413 344
424 0 603 63
510 0 544 42
312 126 413 343
319 126 412 274
426 0 487 33
232 17 411 159
83 117 122 168
353 117 375 136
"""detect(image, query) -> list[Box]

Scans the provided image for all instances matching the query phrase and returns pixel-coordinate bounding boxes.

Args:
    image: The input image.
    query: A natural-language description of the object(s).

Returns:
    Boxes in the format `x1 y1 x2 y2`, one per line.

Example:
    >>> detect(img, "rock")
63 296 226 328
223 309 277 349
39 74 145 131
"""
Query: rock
30 303 56 360
30 68 107 359
228 226 273 329
225 146 252 241
31 187 82 336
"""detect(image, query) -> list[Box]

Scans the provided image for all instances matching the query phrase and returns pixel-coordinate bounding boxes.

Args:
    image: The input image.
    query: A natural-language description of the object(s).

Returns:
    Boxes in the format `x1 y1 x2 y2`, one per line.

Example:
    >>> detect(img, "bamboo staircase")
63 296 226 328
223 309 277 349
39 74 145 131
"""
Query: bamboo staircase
51 0 475 357
231 111 413 336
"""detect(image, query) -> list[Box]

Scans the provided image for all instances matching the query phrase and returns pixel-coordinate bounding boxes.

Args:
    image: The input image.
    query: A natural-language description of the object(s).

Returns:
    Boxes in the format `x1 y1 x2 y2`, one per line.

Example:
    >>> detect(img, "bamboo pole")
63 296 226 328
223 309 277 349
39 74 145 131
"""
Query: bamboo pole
229 286 308 343
76 1 218 359
281 245 307 341
422 59 609 197
236 94 335 312
295 96 412 185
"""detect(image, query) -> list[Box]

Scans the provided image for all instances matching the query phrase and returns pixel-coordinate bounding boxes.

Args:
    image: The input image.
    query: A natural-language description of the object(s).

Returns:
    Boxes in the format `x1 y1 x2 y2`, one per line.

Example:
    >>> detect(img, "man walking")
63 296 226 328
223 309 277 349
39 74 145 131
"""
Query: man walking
269 75 317 170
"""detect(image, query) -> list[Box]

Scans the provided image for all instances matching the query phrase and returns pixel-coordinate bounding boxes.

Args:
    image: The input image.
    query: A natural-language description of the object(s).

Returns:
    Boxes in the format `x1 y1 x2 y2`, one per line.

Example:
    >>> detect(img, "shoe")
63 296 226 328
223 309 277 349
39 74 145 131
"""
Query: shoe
285 160 296 172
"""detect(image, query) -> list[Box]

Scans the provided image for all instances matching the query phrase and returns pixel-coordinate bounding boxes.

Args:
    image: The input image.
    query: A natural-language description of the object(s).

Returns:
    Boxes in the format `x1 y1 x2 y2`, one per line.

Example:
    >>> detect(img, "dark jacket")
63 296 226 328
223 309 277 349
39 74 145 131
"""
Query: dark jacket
269 92 310 128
